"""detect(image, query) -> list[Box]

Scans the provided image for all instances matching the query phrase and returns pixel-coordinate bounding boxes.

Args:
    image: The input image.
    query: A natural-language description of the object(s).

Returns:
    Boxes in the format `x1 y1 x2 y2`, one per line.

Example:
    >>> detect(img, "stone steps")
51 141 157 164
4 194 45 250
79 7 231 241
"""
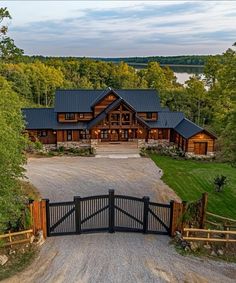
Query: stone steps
95 154 140 159
95 141 140 158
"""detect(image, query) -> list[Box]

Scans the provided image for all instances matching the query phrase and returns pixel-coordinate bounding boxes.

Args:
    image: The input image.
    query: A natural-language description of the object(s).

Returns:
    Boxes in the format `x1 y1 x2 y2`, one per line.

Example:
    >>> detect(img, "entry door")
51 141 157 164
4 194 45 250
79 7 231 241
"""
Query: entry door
194 142 207 155
110 130 119 141
121 130 128 141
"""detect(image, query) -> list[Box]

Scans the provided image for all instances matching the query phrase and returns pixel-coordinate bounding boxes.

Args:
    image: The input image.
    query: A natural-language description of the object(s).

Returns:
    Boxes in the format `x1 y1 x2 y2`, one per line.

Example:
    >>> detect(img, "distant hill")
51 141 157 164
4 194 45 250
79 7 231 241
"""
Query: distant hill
97 55 210 66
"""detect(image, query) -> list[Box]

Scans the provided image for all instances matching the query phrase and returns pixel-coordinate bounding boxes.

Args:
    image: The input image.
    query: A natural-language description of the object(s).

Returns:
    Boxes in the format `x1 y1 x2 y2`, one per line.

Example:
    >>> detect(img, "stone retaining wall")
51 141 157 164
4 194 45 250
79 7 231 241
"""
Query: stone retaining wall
137 139 170 148
185 151 215 159
43 144 57 151
57 141 90 149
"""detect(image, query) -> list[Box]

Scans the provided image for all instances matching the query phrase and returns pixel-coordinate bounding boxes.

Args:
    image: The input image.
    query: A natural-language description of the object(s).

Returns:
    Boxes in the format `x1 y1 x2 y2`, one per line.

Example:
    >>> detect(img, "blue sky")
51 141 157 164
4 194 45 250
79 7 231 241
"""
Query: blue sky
2 1 236 57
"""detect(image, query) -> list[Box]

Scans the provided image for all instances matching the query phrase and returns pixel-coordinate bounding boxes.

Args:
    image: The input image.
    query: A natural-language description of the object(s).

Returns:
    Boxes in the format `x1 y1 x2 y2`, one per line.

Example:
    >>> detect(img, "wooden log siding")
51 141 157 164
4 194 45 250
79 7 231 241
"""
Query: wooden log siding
91 127 147 140
94 94 117 116
149 129 158 140
57 130 88 142
58 113 93 122
187 132 215 154
28 130 56 144
138 112 158 121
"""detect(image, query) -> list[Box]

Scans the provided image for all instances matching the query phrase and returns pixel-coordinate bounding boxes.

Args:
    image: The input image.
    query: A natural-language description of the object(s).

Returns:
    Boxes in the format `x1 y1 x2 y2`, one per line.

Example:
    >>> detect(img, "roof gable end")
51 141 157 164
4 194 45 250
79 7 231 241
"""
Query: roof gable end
91 87 120 107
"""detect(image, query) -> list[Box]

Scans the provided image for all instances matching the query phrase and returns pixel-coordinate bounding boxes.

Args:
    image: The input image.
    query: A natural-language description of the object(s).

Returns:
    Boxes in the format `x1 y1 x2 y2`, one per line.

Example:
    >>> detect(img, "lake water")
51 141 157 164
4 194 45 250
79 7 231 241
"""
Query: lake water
130 63 204 84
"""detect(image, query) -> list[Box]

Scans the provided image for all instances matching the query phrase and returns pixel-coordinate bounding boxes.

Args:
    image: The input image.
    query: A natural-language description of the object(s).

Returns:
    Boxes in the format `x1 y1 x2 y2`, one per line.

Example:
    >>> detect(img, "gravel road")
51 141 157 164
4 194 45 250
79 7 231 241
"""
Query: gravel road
24 156 180 203
4 156 235 283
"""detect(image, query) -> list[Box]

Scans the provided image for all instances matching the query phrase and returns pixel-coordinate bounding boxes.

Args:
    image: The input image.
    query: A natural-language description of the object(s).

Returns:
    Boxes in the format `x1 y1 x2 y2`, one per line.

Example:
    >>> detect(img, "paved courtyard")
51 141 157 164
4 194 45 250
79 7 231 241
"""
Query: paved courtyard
4 156 235 283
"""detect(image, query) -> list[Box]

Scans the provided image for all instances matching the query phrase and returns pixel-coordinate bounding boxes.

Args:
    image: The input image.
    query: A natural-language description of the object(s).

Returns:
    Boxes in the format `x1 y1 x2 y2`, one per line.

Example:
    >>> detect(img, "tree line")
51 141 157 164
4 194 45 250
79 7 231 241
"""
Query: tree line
99 55 210 66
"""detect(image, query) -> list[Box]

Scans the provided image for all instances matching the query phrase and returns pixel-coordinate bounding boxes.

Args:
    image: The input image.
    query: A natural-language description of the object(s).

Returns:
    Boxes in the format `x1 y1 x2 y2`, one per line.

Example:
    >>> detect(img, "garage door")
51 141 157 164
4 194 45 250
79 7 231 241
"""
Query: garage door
194 142 207 155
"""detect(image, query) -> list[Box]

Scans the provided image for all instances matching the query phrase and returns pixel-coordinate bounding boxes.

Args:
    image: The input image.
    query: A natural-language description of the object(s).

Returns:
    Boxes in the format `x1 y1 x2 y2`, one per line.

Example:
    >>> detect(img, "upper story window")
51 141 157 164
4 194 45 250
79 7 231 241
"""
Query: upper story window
79 113 84 119
146 112 153 119
65 113 75 120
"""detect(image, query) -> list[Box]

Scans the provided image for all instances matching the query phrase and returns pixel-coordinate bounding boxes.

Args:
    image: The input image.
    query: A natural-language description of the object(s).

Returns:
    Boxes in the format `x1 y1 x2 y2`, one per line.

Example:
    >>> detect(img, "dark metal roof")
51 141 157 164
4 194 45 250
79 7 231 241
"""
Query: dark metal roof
117 89 161 112
54 89 162 112
22 108 56 129
147 112 185 128
53 122 87 130
22 108 87 130
174 118 203 138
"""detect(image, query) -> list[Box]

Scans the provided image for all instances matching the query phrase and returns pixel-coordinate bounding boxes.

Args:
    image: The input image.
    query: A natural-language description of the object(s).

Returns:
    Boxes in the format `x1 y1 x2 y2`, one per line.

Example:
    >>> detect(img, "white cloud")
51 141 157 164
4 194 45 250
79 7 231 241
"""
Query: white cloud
3 1 236 56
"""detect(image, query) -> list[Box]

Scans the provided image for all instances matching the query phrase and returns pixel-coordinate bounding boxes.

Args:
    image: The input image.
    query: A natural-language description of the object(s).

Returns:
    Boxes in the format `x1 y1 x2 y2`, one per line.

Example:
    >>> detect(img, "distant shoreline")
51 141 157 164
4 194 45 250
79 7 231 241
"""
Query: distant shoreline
115 62 204 68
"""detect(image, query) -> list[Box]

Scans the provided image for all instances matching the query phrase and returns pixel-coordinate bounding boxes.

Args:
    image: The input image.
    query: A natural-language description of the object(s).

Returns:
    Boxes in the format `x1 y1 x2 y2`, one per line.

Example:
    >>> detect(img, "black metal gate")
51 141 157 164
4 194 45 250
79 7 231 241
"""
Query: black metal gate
46 190 172 237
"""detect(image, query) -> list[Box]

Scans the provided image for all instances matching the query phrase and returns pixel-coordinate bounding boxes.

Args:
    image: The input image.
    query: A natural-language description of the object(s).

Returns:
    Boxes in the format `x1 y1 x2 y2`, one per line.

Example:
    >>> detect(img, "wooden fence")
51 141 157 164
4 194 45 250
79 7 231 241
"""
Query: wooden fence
0 229 33 247
206 211 236 230
183 227 236 243
0 192 212 245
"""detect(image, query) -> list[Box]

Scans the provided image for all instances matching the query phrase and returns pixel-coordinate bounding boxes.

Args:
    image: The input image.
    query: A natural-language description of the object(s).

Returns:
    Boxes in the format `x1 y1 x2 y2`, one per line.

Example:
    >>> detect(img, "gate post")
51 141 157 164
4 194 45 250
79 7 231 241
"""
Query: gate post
108 190 115 233
45 199 50 237
74 196 81 234
143 196 150 233
169 200 184 237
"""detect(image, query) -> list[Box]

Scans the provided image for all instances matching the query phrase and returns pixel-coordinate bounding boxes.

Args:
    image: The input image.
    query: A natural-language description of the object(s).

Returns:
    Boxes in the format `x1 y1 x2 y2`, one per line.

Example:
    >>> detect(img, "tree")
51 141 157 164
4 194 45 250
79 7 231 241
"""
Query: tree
185 76 208 125
0 76 27 231
0 7 23 61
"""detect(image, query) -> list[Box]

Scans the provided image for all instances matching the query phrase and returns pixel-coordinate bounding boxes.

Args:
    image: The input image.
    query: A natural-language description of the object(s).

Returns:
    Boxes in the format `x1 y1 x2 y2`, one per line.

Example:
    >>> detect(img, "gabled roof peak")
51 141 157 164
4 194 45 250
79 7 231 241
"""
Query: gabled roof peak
91 87 119 107
55 88 161 112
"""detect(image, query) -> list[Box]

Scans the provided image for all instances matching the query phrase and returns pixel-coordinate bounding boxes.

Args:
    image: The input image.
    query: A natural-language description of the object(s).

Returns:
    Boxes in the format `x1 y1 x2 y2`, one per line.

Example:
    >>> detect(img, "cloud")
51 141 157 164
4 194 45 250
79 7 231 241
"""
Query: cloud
8 1 236 56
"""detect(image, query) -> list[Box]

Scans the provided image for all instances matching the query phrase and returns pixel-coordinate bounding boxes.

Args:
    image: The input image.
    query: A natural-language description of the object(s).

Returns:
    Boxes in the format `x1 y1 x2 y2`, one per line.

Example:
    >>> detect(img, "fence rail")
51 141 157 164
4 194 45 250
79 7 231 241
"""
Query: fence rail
205 211 236 230
0 229 33 247
183 228 236 243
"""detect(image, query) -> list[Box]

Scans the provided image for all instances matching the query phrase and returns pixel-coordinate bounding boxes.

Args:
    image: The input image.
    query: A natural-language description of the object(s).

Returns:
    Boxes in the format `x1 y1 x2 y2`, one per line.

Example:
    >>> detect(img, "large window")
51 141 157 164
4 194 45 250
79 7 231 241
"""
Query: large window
67 130 72 141
101 130 108 139
111 113 120 125
65 113 75 120
79 130 89 139
122 113 130 125
121 130 128 139
158 129 168 139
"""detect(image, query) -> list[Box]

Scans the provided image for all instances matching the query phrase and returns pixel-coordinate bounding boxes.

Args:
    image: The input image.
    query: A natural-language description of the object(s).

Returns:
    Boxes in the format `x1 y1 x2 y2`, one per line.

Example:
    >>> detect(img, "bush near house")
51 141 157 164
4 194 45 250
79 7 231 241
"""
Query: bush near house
151 154 236 219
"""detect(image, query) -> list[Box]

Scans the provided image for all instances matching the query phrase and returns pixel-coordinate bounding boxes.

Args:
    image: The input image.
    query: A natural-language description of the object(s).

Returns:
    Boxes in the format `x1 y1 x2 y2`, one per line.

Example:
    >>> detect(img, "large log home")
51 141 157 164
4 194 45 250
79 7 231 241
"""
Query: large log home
22 88 216 156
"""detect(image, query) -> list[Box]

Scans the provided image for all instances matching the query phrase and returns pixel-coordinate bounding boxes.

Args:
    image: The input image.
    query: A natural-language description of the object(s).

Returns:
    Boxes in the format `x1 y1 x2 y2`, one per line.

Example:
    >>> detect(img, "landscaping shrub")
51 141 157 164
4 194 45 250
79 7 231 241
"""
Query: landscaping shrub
141 144 185 158
213 175 228 192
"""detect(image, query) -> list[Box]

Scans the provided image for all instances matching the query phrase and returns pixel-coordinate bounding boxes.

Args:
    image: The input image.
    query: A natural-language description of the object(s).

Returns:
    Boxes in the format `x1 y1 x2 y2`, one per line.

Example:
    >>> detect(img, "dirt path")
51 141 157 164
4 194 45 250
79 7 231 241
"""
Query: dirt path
4 156 235 283
5 234 236 283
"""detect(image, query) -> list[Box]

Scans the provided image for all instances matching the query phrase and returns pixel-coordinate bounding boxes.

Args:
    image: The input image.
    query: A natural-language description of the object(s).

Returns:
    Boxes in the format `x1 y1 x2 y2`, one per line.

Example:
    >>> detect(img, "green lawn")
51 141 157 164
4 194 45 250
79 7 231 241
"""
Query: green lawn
150 154 236 219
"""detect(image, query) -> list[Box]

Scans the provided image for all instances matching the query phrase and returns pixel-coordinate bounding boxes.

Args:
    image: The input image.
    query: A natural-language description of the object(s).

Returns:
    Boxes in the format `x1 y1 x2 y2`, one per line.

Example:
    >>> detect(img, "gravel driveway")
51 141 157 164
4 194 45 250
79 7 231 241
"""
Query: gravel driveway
4 156 235 283
25 156 180 203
